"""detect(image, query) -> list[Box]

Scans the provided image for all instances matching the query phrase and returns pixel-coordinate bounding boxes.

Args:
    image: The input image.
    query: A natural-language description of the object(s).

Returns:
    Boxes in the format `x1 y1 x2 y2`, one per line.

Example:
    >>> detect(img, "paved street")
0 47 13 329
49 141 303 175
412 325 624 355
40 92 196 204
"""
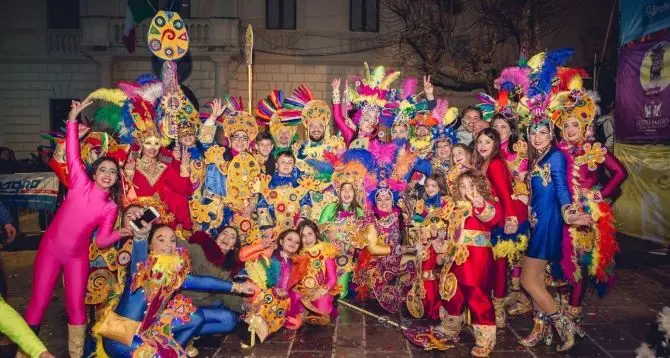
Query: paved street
1 234 668 357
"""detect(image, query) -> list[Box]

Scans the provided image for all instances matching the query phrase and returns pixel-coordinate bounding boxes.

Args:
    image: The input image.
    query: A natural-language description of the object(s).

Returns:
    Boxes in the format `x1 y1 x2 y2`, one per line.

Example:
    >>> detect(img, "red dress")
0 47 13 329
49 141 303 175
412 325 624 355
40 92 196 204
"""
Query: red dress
131 161 193 231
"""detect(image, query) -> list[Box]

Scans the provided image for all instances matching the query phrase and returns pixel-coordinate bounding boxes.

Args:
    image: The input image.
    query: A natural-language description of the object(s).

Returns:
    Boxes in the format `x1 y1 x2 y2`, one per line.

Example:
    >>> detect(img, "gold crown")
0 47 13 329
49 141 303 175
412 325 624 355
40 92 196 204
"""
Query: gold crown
177 121 196 137
222 111 258 140
552 89 597 131
302 100 331 128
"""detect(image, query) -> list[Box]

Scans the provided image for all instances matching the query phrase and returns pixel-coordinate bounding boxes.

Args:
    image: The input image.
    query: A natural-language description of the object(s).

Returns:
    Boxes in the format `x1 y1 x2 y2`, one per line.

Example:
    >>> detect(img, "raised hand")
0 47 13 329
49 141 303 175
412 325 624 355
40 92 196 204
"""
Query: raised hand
68 98 94 122
331 78 341 91
465 188 485 208
206 98 226 125
179 147 191 177
423 75 434 100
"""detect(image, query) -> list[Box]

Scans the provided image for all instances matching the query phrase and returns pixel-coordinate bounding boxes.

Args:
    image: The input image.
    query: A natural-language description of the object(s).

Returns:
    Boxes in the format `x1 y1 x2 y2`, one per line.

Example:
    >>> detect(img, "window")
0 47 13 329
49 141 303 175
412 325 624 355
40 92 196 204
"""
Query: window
350 0 379 32
50 99 78 132
47 0 80 29
266 0 296 30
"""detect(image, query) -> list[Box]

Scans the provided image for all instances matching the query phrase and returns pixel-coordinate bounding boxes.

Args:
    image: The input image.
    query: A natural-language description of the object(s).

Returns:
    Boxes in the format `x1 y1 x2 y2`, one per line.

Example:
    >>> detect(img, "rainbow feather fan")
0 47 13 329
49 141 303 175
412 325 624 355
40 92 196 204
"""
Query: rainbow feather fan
255 89 284 125
223 95 245 114
284 84 314 110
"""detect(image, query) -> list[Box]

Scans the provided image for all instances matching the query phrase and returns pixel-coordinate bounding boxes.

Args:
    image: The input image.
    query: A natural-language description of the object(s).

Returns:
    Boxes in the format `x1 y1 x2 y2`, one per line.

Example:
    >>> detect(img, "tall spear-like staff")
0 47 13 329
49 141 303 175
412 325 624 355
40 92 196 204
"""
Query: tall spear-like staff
245 25 253 112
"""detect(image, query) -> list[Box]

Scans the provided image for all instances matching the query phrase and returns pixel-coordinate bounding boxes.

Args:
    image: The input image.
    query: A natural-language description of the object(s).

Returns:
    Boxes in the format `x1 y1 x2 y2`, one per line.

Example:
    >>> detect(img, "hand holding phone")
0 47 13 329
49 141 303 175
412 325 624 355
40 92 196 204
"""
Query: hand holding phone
130 207 160 232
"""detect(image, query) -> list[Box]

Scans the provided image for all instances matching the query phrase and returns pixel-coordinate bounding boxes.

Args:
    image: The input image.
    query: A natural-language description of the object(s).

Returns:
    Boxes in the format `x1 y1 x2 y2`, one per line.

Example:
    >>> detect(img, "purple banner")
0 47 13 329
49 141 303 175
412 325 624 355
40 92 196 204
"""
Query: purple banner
616 35 670 142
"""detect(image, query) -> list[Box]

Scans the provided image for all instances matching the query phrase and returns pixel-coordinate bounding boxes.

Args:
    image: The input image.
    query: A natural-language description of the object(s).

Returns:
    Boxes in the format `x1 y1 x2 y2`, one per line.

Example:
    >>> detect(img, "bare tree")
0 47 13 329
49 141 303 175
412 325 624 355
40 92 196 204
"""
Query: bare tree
384 0 566 91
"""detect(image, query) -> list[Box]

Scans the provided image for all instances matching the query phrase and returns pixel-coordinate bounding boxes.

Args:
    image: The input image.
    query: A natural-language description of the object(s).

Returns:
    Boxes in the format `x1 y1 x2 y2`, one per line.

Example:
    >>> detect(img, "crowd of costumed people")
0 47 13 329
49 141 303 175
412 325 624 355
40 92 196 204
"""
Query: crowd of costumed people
7 11 629 358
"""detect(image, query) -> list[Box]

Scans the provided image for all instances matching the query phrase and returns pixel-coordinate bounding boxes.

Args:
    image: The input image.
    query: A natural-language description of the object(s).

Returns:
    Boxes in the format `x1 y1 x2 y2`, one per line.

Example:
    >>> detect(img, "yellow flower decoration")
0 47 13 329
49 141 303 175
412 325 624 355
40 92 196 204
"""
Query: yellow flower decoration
189 201 212 224
204 145 227 174
575 142 606 171
453 245 470 266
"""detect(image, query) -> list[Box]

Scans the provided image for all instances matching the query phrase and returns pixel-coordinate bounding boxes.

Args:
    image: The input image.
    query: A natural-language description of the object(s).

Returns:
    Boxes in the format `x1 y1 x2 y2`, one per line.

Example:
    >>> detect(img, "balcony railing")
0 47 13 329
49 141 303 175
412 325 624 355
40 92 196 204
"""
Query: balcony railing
253 29 386 56
81 17 241 52
46 30 80 54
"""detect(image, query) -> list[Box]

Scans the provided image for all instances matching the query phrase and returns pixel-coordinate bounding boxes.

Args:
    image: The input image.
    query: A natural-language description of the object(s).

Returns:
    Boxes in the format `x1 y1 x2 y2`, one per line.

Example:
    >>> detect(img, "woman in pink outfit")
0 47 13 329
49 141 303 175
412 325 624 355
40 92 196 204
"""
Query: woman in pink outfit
23 99 128 358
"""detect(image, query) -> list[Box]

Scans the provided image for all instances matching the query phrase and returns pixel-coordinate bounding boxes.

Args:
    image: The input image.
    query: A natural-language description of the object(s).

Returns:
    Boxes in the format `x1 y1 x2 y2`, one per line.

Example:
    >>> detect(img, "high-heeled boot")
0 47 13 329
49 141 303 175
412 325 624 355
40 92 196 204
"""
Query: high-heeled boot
68 324 86 358
519 311 553 347
471 324 496 357
492 297 506 328
548 311 586 352
506 276 532 316
566 305 583 323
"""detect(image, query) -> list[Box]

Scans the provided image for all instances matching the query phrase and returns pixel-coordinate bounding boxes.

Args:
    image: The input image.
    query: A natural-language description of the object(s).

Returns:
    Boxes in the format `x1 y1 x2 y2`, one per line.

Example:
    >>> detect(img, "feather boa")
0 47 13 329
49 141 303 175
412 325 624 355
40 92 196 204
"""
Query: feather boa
188 231 226 266
560 142 619 287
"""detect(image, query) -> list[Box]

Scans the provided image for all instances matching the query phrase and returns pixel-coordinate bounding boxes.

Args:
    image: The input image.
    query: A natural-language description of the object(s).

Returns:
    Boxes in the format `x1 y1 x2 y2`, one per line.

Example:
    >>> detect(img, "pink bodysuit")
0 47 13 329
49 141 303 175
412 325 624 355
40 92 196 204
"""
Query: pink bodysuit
25 121 121 326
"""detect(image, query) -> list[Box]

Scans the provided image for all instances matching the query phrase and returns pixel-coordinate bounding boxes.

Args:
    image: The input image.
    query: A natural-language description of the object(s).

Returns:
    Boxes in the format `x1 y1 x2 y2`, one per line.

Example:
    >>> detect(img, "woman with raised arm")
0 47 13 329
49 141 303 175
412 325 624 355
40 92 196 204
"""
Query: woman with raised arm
23 99 127 358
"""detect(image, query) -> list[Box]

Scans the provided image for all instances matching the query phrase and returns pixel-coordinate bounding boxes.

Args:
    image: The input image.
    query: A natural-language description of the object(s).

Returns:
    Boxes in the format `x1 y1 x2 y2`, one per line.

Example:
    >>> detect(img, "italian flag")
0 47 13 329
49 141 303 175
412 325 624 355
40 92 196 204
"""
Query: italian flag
123 0 156 52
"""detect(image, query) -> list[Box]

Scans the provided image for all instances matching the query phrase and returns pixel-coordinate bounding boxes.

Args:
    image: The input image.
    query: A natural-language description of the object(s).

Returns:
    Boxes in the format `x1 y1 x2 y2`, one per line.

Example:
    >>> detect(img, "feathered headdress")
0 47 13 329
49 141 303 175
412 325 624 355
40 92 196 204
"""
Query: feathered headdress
550 89 599 132
347 62 401 127
256 89 299 140
86 76 161 146
525 48 575 132
284 85 331 134
364 142 407 207
221 96 258 140
553 67 590 93
431 99 459 144
495 66 531 106
326 149 375 198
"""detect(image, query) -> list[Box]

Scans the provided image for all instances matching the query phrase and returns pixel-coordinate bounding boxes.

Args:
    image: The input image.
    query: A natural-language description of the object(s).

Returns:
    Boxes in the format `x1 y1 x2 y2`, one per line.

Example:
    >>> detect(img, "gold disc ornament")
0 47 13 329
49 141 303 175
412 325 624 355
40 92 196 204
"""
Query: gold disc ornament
147 11 189 61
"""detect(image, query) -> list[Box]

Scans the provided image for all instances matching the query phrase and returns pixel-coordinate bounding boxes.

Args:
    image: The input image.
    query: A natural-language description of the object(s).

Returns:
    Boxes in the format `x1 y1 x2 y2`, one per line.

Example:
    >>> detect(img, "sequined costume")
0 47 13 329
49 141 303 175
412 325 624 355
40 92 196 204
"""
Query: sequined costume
97 235 239 357
353 209 406 313
318 203 366 299
295 242 340 325
527 147 573 262
438 199 501 356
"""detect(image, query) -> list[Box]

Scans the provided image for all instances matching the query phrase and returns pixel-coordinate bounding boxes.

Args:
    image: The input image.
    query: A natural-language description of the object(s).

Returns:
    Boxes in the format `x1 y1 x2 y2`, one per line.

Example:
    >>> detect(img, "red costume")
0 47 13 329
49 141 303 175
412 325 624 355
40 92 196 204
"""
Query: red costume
438 199 502 356
130 159 194 232
483 157 529 321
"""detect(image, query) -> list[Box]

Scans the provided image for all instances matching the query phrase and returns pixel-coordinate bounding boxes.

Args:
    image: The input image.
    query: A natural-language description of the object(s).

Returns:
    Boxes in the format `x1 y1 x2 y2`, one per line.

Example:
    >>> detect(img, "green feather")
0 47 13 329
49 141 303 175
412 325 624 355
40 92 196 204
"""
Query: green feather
94 104 123 132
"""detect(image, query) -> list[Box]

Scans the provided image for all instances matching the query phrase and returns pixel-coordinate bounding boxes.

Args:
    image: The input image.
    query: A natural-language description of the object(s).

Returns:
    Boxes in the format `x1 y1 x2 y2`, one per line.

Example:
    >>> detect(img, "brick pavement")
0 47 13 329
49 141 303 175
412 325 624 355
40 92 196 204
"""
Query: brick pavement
1 236 668 358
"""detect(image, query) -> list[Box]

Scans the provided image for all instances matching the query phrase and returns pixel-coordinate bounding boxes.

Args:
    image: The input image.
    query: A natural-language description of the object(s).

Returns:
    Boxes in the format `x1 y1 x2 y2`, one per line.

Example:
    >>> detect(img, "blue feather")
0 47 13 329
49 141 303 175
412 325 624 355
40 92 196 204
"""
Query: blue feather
265 258 282 288
135 73 160 85
500 82 515 92
342 149 376 171
531 48 575 96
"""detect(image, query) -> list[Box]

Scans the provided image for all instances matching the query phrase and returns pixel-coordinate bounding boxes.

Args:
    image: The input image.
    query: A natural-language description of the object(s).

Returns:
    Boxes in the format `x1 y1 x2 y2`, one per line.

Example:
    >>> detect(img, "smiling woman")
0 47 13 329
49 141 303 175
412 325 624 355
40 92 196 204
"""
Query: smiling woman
22 99 127 358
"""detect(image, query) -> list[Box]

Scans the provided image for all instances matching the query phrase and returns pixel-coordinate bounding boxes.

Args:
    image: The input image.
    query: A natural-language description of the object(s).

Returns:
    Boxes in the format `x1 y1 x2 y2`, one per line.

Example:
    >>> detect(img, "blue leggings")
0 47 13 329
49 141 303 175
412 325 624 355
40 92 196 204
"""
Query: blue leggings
103 306 239 357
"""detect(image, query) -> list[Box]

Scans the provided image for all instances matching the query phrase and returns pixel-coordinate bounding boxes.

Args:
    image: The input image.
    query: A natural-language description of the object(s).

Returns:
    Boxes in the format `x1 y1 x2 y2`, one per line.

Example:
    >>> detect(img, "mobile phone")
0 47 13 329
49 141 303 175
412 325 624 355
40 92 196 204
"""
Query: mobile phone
130 207 160 231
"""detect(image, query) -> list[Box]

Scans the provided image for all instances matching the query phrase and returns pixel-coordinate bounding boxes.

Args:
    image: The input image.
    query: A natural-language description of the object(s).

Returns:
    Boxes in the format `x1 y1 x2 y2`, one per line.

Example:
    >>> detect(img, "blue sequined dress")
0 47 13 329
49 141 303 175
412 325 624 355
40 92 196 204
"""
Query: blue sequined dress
527 147 572 262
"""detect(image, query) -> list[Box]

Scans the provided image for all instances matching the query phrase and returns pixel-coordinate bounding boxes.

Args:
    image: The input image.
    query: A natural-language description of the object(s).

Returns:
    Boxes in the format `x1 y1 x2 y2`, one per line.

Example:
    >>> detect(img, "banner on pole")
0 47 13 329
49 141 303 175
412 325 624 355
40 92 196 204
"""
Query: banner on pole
0 172 59 211
615 34 670 142
620 0 670 45
613 143 670 244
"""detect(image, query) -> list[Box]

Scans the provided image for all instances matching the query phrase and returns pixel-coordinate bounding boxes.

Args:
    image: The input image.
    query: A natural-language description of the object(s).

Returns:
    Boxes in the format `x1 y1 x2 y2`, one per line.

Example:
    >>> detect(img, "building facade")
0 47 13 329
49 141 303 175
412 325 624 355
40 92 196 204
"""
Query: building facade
0 0 609 158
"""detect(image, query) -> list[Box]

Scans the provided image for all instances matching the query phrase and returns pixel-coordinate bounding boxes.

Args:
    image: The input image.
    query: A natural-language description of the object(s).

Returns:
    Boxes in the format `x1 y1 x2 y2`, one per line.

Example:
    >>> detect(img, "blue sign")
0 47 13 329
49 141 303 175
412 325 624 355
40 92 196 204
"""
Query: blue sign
621 0 670 45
